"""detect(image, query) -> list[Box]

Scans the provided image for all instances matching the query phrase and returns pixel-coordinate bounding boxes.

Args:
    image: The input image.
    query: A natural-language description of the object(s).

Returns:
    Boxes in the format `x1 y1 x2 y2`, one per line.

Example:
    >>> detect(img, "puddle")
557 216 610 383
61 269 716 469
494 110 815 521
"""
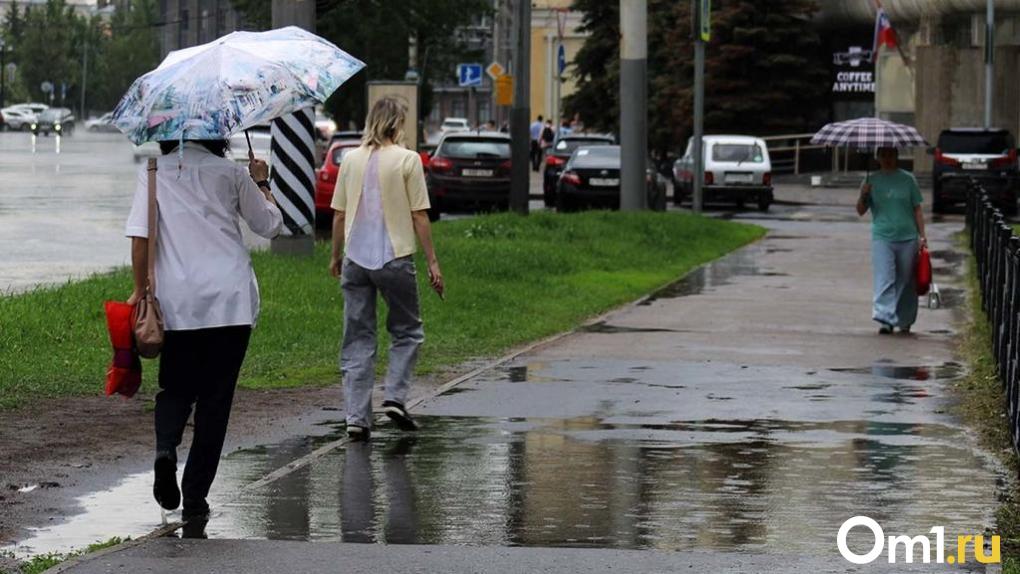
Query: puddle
203 415 997 556
578 321 678 334
829 362 964 381
936 286 964 309
640 247 762 303
930 249 966 264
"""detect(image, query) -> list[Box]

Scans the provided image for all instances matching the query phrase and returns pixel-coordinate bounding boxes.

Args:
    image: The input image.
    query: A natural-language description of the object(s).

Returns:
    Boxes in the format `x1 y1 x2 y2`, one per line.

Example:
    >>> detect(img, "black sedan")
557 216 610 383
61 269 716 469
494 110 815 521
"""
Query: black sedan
32 108 75 136
556 145 666 212
426 132 512 219
543 134 615 206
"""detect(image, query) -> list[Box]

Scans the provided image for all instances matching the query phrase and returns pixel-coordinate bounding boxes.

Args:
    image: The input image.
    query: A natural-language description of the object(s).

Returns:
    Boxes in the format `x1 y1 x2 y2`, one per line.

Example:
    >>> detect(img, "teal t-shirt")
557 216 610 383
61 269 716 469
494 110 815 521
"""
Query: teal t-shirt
867 169 922 241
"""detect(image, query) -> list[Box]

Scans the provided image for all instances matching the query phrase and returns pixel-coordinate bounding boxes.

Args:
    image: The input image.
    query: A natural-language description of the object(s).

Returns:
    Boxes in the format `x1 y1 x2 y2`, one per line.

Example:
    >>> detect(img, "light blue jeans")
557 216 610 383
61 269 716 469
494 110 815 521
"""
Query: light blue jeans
871 238 919 329
340 256 424 429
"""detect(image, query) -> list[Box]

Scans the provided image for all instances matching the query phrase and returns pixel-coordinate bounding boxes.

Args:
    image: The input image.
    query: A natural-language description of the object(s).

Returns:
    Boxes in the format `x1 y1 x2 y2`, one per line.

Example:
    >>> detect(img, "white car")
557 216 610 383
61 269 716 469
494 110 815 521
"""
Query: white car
86 112 120 133
1 107 37 131
673 135 773 211
314 111 336 141
228 124 272 166
440 117 470 135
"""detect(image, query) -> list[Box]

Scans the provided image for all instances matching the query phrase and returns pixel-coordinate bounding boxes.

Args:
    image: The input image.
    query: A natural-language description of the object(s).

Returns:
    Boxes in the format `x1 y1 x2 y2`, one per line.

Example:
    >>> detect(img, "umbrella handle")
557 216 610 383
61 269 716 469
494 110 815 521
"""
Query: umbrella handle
245 130 254 162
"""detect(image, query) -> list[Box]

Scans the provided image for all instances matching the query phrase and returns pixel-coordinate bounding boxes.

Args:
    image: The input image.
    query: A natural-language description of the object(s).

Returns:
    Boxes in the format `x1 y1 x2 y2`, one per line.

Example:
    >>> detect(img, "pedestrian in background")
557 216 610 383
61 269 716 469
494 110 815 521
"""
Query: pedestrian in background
530 115 544 171
856 147 926 334
541 119 555 152
125 139 282 529
330 96 444 442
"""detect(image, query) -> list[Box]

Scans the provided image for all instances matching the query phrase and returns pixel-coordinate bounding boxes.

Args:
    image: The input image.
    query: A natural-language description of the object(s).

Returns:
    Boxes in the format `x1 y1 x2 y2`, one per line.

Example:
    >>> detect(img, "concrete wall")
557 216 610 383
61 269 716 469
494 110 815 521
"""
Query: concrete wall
913 45 1020 171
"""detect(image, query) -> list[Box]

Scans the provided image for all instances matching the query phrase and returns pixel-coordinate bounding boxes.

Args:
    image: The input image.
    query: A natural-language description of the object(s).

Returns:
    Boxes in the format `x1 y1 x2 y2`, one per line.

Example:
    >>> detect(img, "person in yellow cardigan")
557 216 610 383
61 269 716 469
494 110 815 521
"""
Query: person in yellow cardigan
329 96 444 441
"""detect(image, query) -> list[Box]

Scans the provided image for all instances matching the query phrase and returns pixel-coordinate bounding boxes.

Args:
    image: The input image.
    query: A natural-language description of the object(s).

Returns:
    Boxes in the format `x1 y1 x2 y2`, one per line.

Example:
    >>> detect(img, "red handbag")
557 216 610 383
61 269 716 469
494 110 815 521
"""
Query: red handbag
916 245 932 296
104 301 142 398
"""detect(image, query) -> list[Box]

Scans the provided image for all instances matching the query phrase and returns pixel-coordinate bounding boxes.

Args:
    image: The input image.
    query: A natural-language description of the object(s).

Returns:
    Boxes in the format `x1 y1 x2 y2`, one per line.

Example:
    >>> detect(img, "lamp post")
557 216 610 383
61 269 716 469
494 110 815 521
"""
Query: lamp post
0 38 7 110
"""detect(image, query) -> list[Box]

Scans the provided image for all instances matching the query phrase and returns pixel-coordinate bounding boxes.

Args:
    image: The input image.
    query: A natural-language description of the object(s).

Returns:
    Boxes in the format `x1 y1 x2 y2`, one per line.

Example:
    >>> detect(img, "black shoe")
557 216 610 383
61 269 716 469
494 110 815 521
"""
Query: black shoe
346 425 371 442
181 519 208 539
182 499 210 523
382 401 419 431
878 323 893 335
153 454 180 511
900 326 912 334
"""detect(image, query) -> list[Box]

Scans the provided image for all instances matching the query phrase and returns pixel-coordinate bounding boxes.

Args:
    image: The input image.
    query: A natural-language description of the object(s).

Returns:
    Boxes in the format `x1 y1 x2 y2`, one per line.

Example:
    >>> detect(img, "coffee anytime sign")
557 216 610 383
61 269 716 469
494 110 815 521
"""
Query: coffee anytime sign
832 46 875 94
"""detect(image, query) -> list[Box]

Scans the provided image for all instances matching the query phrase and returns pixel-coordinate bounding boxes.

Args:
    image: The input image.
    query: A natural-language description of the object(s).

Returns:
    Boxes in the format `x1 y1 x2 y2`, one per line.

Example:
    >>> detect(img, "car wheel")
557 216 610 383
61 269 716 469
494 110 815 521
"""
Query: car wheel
757 197 771 212
544 188 556 208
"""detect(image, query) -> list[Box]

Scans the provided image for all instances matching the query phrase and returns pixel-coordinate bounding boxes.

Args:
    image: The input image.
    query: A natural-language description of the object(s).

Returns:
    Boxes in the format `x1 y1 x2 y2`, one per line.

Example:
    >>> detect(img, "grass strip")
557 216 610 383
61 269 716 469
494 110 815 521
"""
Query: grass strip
0 211 764 409
0 537 125 574
956 242 1020 570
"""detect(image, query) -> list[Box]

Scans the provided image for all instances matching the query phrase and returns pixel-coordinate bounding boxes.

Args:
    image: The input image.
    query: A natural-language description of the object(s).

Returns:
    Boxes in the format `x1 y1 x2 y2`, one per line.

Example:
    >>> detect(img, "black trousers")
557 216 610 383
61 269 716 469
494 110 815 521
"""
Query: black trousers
155 326 251 507
530 140 542 171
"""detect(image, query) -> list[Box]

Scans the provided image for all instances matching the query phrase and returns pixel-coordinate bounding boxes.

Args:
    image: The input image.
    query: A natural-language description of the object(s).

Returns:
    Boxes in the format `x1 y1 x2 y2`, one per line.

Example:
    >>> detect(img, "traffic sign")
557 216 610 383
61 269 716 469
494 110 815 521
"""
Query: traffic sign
457 63 483 87
40 81 53 93
557 44 567 76
486 62 505 81
496 74 513 106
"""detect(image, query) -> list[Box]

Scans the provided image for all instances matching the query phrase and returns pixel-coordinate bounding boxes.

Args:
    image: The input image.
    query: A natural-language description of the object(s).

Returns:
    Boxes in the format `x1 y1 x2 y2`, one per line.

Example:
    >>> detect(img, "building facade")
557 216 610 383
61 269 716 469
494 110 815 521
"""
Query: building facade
157 0 245 57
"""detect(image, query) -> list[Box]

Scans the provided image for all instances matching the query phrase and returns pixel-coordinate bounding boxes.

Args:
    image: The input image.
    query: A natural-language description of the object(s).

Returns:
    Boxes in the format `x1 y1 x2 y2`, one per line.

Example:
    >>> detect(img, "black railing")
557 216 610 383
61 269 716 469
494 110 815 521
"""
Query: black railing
967 182 1020 455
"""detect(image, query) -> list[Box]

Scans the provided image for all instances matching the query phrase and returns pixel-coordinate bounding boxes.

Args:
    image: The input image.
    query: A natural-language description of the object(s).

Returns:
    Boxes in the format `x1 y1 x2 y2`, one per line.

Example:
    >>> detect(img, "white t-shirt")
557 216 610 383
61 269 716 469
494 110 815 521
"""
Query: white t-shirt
125 143 283 331
346 151 395 270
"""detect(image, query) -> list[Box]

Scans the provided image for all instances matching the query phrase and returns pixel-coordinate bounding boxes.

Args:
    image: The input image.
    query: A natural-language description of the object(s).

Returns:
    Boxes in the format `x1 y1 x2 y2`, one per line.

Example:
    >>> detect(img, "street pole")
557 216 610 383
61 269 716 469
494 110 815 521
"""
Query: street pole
0 40 6 110
80 36 88 120
270 0 317 255
619 0 647 211
692 0 705 214
985 0 995 128
510 0 531 214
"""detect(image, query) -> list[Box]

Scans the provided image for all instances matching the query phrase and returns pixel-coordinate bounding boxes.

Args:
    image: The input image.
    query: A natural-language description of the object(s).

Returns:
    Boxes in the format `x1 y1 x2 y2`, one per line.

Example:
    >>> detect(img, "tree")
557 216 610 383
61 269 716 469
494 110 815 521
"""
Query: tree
15 0 83 105
566 0 830 159
231 0 491 129
89 0 161 112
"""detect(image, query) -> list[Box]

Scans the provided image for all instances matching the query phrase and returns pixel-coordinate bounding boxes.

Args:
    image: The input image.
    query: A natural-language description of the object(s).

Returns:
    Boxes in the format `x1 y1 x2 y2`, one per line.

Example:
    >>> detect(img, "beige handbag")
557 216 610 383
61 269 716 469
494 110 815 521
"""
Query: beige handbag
133 158 165 358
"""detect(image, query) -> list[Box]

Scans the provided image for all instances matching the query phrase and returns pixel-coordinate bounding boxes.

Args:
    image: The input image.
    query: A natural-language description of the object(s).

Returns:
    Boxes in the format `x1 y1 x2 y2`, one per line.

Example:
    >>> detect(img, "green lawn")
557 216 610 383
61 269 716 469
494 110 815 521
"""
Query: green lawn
0 211 764 409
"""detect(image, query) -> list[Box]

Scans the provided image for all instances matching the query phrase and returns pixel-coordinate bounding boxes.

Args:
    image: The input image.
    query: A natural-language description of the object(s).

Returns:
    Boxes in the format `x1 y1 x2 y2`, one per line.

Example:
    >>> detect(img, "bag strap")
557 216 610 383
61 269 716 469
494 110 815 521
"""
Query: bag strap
146 157 159 297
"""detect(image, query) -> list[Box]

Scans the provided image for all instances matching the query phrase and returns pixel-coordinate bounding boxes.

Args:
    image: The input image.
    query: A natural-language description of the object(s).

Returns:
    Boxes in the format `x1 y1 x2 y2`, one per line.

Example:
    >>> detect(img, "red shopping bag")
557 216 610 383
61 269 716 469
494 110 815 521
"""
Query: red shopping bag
916 246 932 296
104 301 142 398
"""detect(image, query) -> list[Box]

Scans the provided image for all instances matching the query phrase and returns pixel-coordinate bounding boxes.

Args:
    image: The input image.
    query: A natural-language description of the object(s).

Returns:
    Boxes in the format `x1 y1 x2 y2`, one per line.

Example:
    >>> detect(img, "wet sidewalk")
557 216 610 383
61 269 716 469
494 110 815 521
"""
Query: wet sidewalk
55 210 1004 572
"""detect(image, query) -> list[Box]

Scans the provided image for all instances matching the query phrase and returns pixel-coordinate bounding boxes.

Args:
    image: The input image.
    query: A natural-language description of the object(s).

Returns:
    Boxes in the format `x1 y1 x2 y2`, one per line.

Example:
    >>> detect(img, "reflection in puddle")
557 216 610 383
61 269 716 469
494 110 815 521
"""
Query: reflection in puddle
830 362 964 381
204 414 995 556
578 321 679 334
639 246 762 303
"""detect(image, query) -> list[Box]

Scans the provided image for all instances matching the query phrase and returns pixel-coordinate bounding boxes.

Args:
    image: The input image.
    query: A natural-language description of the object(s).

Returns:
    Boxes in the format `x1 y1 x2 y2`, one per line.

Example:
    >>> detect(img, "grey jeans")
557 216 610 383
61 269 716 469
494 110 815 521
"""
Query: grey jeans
341 256 424 428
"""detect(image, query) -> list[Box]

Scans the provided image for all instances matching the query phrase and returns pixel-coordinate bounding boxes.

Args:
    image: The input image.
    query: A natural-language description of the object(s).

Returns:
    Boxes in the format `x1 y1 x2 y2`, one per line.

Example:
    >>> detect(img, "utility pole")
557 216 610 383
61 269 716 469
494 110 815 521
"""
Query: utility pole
619 0 647 211
0 39 6 110
692 0 707 214
510 0 531 214
80 36 88 120
985 0 995 128
270 0 317 255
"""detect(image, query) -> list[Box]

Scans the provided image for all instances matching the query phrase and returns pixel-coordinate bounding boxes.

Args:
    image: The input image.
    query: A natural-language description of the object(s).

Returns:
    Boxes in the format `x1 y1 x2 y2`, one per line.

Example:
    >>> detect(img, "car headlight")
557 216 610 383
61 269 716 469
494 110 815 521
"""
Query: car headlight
54 124 61 131
30 123 37 130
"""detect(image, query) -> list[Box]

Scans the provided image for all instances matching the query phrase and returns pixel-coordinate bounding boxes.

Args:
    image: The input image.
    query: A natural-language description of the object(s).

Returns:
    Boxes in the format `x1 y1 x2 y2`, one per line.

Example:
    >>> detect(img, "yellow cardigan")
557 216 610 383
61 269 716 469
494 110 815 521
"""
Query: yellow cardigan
331 144 430 258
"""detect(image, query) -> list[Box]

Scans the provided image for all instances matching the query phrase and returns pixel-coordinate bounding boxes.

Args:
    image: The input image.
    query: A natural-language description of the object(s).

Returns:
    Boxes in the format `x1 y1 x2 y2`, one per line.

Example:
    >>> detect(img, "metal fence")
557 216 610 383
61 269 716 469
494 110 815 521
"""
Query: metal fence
966 182 1020 455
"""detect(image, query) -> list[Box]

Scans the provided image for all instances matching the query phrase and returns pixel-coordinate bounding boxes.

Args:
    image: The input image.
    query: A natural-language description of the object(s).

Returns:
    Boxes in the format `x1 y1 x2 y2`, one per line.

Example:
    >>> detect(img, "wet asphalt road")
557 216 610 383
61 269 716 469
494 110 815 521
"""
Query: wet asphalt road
1 153 1005 570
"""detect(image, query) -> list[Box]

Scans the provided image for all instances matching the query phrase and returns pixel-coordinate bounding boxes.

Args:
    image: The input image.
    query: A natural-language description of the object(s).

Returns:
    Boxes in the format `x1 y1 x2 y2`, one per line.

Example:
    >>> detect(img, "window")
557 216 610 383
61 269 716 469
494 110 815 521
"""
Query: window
181 8 189 30
439 138 511 158
711 143 765 163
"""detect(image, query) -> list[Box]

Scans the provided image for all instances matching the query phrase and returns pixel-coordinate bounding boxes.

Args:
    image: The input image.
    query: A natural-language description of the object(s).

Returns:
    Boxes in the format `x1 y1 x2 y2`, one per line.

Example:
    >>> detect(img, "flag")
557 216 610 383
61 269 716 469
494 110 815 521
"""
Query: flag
873 8 897 52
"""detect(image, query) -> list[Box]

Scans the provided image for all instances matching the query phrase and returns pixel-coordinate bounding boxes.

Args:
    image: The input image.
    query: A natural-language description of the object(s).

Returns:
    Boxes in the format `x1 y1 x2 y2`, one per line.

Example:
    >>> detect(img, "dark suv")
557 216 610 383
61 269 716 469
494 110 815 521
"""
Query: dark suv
426 131 512 219
932 128 1018 214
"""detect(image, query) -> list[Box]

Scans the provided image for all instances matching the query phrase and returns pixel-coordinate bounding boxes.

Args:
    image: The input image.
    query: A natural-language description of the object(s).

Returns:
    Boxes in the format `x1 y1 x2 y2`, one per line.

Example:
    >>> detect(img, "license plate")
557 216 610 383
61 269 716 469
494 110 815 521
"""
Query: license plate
462 169 493 177
963 162 985 170
725 173 754 184
590 178 619 187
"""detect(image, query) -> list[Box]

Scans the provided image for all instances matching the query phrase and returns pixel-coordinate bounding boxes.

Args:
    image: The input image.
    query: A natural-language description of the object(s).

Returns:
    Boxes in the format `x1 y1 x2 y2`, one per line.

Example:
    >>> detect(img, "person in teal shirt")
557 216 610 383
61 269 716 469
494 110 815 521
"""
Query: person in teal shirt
856 147 927 334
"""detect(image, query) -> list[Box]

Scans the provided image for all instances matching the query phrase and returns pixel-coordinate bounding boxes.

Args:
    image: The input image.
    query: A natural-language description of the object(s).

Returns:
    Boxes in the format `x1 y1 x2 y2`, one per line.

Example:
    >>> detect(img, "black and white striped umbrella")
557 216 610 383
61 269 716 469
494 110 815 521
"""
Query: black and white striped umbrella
810 117 928 149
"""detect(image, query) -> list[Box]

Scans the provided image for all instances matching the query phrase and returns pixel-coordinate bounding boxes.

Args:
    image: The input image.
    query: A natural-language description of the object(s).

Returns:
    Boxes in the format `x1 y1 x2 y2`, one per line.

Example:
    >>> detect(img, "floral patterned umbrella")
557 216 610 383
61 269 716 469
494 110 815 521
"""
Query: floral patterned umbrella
112 26 365 145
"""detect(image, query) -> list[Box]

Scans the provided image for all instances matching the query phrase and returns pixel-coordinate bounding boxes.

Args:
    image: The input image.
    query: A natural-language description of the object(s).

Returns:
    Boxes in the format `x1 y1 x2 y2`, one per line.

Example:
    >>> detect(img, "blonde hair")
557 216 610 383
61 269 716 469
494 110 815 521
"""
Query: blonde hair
362 96 408 148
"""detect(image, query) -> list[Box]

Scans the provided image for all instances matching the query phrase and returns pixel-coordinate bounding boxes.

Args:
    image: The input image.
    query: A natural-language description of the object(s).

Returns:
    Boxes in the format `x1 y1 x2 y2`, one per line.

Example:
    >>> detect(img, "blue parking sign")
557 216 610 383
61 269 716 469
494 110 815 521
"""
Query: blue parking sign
458 63 483 87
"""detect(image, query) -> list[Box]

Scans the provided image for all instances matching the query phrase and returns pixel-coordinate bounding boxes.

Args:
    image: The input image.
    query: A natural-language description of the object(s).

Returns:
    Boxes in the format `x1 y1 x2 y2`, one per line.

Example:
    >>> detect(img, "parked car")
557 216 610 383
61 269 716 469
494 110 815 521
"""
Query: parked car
673 135 773 211
439 117 470 135
32 108 75 136
85 112 119 133
313 140 361 227
228 124 272 164
931 128 1018 214
1 107 37 131
556 145 667 212
315 110 336 141
133 141 161 163
543 134 615 206
426 131 512 220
